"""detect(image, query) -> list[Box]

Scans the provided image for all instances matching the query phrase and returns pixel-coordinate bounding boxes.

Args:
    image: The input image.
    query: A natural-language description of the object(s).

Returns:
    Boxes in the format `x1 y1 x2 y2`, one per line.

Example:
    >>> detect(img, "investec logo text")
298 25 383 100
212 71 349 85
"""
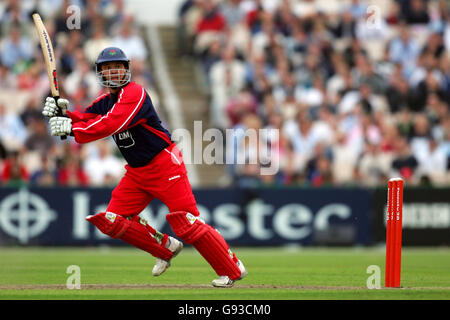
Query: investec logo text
0 190 352 243
2 190 449 244
72 192 351 241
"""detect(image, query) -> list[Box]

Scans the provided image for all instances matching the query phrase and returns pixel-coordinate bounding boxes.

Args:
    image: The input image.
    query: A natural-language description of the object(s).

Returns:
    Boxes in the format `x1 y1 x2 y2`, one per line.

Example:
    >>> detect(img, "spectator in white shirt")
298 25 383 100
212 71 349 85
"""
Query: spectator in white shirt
83 140 125 186
112 16 147 61
0 25 33 70
0 103 27 152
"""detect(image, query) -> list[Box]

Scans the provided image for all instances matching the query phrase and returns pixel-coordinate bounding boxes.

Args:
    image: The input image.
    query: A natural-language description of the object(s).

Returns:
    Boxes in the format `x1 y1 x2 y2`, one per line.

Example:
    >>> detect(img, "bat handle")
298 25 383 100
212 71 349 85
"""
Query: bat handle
53 96 67 140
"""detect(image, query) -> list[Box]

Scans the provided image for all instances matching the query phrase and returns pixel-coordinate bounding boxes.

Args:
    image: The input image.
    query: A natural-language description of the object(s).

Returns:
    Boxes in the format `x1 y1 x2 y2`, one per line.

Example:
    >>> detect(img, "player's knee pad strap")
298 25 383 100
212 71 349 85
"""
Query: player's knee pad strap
86 212 130 239
166 211 209 244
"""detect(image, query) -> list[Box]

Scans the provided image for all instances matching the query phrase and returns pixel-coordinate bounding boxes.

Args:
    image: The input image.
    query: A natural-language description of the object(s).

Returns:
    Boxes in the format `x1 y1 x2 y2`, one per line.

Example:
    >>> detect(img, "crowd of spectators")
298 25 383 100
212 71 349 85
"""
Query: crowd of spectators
0 0 157 187
177 0 450 187
1 0 449 189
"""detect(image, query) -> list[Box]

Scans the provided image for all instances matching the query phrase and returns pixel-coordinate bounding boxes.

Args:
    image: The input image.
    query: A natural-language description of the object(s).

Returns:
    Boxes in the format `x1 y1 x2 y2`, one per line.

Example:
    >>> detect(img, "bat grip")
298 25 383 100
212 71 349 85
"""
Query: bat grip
53 96 67 140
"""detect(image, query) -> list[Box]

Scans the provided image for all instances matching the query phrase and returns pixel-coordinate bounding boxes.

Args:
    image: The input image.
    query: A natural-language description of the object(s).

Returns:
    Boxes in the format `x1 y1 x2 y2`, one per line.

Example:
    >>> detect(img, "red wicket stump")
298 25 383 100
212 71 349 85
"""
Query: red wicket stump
385 178 404 288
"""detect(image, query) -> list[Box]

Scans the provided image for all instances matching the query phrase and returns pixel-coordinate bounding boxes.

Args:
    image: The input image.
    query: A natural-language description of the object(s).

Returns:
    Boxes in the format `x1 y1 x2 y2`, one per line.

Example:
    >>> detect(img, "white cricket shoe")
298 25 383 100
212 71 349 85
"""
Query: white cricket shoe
152 237 183 276
212 260 248 288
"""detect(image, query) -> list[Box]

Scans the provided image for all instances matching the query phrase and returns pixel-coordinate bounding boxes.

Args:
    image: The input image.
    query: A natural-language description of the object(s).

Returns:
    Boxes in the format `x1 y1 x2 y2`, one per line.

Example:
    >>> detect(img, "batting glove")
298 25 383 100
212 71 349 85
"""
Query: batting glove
49 116 72 136
42 97 69 117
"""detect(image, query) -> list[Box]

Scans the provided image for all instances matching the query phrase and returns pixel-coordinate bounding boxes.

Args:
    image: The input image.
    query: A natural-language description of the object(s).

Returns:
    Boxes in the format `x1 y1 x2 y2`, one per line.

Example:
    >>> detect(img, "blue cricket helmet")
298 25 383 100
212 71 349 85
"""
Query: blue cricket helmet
95 47 131 88
96 47 129 66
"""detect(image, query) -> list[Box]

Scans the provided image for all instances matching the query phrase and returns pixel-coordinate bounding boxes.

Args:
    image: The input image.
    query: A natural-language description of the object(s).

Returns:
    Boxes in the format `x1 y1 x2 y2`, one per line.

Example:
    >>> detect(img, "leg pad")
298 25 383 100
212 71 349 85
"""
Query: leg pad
166 211 242 280
87 212 173 260
86 212 130 238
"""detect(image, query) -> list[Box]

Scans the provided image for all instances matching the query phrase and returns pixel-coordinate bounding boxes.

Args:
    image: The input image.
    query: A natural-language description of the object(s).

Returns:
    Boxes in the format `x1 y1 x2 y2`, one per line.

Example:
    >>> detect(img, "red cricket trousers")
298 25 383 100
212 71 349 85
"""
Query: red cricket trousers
106 143 200 217
100 143 242 280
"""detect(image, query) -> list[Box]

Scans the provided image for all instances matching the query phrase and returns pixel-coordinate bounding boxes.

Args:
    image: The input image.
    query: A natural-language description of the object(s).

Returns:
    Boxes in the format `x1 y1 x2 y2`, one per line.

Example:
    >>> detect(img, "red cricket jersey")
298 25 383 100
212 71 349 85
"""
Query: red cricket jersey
67 82 173 167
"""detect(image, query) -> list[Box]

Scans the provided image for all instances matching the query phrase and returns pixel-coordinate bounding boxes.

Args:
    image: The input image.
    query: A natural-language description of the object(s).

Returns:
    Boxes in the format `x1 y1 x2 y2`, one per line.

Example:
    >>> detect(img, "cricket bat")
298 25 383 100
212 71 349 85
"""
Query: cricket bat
32 13 66 140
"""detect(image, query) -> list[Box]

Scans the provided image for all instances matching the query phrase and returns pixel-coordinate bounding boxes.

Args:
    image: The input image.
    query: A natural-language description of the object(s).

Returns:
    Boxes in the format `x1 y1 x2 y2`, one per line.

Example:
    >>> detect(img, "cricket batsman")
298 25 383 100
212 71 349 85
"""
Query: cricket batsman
42 47 247 287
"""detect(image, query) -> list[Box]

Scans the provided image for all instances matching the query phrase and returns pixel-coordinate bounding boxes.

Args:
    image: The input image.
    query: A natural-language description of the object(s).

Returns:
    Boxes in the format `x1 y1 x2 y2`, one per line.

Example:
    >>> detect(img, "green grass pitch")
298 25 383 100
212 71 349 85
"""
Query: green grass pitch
0 246 449 300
